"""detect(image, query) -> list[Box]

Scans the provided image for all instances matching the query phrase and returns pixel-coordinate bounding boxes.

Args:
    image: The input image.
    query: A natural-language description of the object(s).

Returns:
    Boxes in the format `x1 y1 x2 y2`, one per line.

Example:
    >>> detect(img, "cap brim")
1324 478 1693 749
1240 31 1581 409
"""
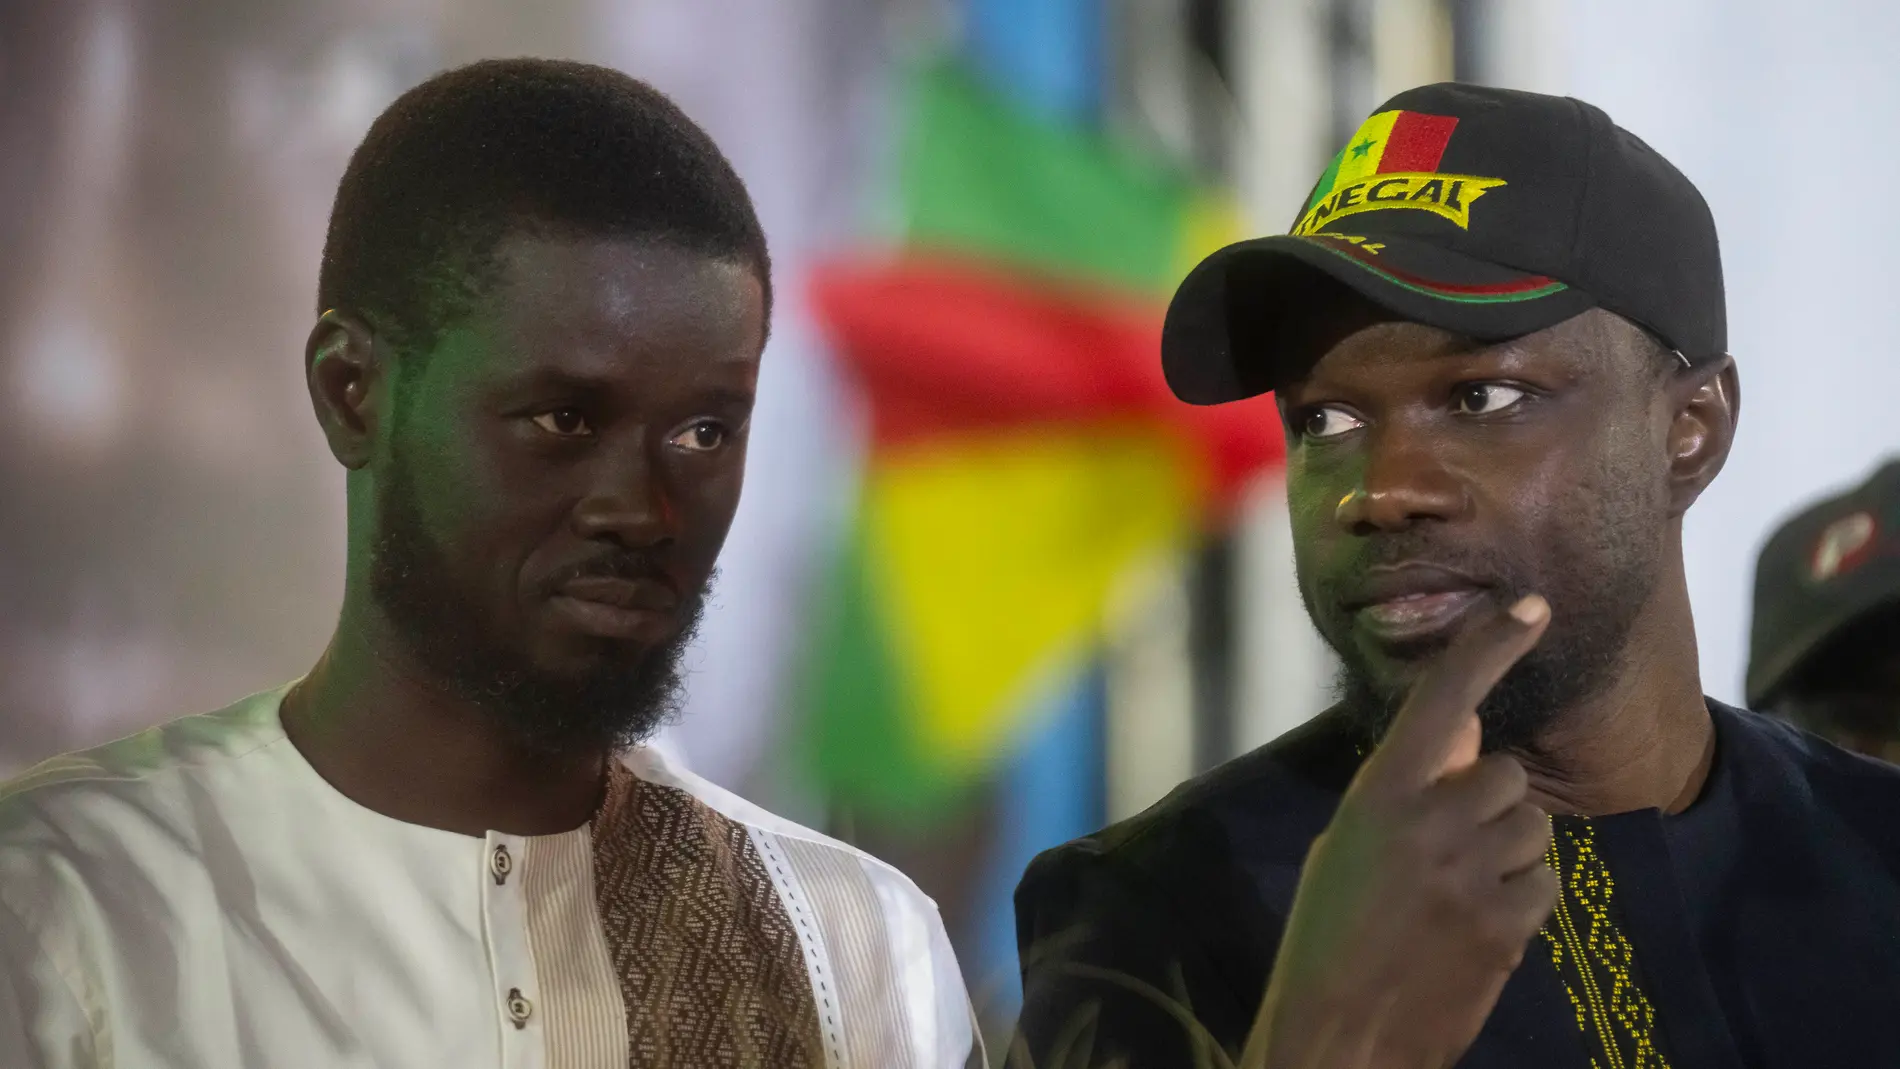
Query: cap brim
1162 233 1598 404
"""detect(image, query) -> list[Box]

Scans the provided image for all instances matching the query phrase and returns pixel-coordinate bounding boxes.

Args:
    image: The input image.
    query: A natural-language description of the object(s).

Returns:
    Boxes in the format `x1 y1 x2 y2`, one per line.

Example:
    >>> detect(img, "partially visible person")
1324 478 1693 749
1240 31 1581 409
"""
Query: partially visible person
1748 458 1900 760
0 59 974 1069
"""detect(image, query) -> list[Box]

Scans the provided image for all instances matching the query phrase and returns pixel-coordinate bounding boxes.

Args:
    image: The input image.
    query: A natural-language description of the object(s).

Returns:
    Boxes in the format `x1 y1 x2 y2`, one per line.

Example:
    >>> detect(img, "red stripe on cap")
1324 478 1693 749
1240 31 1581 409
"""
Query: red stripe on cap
1313 236 1559 295
1378 112 1459 173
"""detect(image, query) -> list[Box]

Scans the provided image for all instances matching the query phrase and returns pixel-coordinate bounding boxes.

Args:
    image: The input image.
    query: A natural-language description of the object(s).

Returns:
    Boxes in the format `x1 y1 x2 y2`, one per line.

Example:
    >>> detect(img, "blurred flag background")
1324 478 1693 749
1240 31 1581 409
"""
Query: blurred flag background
5 0 1900 1049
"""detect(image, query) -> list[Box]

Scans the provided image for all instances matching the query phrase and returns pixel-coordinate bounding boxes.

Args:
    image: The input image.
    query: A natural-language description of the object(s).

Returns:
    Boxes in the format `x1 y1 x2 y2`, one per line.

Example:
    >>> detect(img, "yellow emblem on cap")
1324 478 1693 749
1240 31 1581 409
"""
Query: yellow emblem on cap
1293 173 1508 236
1293 109 1507 237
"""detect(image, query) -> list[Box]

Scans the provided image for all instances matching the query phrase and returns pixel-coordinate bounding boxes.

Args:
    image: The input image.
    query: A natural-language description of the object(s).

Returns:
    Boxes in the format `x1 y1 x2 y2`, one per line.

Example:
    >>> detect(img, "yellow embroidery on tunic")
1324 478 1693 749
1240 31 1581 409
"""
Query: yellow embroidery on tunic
1539 819 1673 1069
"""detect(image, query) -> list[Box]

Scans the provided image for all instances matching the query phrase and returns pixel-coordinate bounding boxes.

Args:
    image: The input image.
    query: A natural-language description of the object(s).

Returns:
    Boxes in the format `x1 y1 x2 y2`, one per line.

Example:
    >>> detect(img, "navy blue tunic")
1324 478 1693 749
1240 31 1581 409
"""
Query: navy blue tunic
1015 701 1900 1067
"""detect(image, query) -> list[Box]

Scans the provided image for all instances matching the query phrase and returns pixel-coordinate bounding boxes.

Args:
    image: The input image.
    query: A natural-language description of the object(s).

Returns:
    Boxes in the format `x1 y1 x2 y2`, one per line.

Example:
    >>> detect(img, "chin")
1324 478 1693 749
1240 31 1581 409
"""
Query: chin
1348 635 1445 688
532 638 661 679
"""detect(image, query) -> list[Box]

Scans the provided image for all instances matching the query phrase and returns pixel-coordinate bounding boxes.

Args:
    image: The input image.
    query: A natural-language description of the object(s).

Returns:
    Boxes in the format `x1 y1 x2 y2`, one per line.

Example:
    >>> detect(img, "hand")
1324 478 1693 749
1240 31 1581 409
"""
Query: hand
1240 595 1559 1069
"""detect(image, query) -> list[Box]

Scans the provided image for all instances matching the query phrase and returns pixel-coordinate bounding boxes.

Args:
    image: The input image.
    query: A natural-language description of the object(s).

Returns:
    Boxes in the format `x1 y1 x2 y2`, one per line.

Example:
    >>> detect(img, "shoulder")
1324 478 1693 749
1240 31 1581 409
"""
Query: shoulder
0 686 295 935
0 686 294 1027
1713 700 1900 822
1713 700 1900 791
1011 710 1359 1064
1024 706 1360 894
1018 706 1360 963
0 686 291 853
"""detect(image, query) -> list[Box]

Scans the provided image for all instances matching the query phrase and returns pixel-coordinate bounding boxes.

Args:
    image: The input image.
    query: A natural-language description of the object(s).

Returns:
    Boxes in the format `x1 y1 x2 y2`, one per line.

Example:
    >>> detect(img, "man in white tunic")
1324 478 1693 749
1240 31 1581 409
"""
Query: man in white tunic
0 58 976 1069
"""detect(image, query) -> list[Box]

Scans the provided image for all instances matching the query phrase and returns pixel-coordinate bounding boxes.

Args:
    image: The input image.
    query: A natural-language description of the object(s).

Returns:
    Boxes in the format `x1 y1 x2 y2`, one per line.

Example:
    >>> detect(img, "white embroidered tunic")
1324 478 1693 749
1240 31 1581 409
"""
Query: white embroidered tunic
0 685 976 1068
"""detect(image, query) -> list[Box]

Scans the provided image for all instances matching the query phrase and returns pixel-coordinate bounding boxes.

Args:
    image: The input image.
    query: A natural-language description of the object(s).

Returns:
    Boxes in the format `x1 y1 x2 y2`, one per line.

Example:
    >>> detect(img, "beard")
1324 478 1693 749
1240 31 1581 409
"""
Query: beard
367 456 707 758
1309 463 1665 759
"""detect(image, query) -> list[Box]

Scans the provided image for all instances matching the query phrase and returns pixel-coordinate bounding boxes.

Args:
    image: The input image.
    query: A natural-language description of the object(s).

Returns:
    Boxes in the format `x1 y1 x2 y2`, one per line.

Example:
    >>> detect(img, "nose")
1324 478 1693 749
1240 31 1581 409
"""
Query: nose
570 445 674 550
1333 424 1470 534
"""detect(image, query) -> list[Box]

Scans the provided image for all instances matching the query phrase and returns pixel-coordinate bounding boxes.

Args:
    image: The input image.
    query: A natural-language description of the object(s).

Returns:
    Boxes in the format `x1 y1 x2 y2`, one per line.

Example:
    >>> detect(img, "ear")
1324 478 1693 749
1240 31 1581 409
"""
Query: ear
1664 354 1739 514
305 310 385 470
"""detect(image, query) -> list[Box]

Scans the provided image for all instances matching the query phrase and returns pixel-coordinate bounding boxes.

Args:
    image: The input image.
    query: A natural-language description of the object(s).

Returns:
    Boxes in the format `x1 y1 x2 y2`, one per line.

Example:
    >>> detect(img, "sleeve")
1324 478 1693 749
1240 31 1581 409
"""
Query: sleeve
921 888 980 1069
1011 845 1263 1069
0 897 101 1069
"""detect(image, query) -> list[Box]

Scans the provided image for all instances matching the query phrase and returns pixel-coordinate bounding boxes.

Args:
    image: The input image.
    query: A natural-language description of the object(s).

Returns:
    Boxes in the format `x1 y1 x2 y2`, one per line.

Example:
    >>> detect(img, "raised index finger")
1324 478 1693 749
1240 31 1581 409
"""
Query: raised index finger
1360 594 1551 791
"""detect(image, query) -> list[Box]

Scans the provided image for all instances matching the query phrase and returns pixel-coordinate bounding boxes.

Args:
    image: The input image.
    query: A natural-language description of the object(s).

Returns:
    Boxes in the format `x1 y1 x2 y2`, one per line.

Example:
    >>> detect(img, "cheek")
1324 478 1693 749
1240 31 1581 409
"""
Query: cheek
1467 423 1635 540
1285 458 1334 531
435 464 530 549
398 398 505 504
431 496 539 598
1517 439 1667 591
1284 465 1344 592
413 443 557 584
1578 432 1670 535
668 455 748 551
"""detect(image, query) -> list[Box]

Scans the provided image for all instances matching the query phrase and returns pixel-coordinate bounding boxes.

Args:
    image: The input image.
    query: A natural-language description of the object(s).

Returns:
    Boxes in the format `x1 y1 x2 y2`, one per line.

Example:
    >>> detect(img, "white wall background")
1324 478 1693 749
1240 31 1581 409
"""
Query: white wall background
1481 0 1900 704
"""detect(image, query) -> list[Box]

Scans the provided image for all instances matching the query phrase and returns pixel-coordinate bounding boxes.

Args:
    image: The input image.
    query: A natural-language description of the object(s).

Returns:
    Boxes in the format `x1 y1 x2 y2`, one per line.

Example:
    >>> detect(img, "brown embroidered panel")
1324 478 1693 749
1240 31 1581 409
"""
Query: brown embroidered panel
590 761 825 1069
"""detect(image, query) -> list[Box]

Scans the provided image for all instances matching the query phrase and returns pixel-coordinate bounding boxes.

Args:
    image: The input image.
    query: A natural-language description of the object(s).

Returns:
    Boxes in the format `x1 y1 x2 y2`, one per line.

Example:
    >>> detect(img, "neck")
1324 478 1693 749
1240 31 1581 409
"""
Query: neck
1515 582 1714 817
281 595 609 838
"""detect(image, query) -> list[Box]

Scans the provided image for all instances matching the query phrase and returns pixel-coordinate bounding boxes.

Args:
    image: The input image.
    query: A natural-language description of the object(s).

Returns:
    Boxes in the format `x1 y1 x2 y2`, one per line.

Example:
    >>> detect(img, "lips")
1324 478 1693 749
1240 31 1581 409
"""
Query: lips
1343 564 1493 645
548 575 679 641
558 575 678 612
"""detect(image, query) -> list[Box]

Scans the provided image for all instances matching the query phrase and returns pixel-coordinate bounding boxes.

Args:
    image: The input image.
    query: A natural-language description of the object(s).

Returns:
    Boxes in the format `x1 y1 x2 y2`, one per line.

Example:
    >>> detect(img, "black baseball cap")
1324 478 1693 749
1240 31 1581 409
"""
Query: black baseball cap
1747 459 1900 709
1162 83 1727 404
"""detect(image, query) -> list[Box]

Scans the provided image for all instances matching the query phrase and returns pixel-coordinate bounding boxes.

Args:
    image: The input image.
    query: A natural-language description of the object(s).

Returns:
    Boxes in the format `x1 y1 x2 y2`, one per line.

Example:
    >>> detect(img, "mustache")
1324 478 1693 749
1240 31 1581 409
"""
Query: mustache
540 551 676 595
1316 534 1525 599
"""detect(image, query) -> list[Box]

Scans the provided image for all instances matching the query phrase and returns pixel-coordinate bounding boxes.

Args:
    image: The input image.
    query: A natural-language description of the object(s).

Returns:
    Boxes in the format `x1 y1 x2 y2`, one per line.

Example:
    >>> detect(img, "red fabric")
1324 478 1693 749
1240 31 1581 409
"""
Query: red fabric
808 253 1285 512
1380 111 1460 173
1315 236 1559 295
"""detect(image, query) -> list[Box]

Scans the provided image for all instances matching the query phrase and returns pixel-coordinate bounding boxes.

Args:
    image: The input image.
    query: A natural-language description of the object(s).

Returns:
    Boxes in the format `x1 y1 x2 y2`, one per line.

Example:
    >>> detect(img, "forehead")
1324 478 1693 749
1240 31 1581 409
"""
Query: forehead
451 232 766 384
1285 307 1625 392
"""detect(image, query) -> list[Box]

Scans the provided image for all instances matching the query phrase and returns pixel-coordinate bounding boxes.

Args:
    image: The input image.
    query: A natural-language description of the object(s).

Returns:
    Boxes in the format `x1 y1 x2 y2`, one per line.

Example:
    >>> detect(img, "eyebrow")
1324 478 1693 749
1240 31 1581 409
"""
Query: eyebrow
693 384 758 409
1280 334 1530 399
501 368 617 394
498 369 755 406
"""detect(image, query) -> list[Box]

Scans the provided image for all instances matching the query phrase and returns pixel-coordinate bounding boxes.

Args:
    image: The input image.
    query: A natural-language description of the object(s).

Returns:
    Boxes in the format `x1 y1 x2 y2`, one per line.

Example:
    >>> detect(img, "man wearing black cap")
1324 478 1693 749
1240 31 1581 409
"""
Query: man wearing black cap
1015 83 1900 1069
1748 459 1900 759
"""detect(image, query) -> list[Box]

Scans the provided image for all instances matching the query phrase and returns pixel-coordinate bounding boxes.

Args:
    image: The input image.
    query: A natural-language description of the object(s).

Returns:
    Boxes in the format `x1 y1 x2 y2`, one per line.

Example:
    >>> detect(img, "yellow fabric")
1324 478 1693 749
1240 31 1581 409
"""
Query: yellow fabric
1332 110 1403 189
1174 192 1248 284
864 425 1197 767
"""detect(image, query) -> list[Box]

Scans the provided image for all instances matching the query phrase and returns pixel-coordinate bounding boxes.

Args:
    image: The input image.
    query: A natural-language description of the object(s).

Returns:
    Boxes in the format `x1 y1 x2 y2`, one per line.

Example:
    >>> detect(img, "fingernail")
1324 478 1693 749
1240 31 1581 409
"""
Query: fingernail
1509 595 1549 625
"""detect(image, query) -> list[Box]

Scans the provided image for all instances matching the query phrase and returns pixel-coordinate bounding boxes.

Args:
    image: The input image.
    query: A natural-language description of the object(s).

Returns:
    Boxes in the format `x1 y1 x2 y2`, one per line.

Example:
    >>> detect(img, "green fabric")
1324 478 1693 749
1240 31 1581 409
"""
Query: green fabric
1305 151 1344 212
900 61 1191 296
801 515 962 819
802 58 1225 817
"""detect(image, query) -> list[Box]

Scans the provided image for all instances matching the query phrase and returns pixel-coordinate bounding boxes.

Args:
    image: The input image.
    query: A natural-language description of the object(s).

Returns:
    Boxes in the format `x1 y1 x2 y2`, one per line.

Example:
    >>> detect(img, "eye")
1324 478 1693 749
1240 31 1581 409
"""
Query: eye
1451 383 1527 416
1298 405 1365 441
531 408 593 437
669 419 729 452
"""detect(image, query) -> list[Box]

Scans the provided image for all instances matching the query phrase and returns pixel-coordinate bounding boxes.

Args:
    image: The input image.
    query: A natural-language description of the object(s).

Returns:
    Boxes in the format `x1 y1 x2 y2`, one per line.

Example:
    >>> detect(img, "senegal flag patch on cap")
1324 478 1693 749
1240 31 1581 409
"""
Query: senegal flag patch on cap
1293 110 1507 237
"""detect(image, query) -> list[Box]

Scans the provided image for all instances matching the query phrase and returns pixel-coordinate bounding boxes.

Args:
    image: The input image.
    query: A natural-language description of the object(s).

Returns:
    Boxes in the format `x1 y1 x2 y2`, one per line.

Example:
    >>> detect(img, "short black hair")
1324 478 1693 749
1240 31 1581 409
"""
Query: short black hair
317 58 770 359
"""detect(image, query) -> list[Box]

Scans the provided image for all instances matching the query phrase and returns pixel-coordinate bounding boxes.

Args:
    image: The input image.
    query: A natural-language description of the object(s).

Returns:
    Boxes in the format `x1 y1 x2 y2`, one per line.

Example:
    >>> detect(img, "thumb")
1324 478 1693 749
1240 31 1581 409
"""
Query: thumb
1436 711 1482 780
